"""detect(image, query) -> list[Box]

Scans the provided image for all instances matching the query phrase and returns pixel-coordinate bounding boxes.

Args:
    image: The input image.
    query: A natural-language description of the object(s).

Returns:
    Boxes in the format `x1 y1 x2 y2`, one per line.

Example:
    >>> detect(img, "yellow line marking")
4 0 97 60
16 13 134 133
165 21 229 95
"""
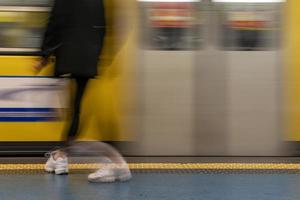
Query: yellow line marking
0 163 299 170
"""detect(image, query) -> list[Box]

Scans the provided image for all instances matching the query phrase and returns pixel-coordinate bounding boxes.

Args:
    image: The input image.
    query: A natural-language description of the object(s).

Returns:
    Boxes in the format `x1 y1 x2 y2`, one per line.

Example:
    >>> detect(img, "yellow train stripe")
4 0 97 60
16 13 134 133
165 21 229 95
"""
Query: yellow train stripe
0 163 300 170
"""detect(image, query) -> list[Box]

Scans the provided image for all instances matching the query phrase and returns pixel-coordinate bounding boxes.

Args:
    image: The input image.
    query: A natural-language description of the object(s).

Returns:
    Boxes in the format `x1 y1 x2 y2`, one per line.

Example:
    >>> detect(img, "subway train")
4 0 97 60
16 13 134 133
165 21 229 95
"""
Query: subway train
0 0 137 154
0 0 298 156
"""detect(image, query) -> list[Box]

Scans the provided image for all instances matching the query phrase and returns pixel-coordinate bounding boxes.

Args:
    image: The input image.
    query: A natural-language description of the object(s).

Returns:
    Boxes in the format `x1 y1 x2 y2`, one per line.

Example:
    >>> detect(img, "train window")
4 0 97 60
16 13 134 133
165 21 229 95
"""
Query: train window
138 1 203 51
0 10 48 51
0 0 51 6
0 0 51 54
214 2 282 51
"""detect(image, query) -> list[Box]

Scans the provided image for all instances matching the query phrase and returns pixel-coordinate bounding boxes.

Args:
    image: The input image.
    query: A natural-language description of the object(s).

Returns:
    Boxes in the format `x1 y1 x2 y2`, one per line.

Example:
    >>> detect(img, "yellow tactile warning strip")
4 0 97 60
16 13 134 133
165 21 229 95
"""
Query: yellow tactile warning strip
1 163 300 170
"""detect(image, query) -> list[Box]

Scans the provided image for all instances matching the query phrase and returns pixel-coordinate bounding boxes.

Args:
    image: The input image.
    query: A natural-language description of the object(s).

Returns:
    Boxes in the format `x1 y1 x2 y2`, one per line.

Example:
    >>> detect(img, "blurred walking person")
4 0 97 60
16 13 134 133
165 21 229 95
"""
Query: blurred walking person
34 0 131 183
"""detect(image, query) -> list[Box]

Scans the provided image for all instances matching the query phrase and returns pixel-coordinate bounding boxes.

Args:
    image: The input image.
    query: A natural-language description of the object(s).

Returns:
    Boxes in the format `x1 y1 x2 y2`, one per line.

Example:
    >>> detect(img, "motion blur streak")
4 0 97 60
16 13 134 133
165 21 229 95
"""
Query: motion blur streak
2 0 300 157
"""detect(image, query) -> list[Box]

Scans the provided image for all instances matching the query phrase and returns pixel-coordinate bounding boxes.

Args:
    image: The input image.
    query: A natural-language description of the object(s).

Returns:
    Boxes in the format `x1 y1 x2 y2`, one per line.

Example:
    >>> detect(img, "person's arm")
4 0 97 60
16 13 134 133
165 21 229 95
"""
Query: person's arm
34 0 63 73
40 0 63 60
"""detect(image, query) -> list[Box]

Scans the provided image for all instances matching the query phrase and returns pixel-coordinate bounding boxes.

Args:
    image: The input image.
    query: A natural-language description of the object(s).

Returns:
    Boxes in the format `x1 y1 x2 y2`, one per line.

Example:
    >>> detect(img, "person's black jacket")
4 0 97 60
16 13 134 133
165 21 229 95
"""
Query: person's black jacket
41 0 106 78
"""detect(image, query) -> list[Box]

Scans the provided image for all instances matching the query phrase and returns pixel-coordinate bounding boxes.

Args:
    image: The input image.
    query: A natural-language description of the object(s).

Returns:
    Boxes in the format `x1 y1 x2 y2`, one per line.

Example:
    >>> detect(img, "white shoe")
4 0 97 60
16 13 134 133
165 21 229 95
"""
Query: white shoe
45 152 69 175
88 163 132 183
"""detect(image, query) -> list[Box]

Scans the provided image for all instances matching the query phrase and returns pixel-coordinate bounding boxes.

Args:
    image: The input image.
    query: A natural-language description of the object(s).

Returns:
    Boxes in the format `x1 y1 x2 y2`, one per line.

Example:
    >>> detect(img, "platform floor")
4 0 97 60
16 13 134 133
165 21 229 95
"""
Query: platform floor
1 157 300 200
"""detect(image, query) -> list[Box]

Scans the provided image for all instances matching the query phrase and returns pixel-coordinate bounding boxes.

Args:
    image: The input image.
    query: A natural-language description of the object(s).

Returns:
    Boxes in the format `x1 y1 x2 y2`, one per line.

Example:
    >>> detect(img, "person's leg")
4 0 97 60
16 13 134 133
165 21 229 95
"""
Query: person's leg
55 77 89 155
65 77 89 141
46 77 89 174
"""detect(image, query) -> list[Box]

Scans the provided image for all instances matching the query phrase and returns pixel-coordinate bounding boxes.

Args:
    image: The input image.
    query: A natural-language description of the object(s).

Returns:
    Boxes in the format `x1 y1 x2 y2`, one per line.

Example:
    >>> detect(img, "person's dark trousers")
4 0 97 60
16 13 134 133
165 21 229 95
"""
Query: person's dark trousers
65 77 89 142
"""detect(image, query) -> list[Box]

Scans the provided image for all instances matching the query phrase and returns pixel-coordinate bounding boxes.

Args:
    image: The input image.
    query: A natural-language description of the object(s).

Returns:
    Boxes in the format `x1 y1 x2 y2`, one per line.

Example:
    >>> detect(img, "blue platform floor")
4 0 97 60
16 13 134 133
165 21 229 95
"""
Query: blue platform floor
0 157 300 200
1 173 300 200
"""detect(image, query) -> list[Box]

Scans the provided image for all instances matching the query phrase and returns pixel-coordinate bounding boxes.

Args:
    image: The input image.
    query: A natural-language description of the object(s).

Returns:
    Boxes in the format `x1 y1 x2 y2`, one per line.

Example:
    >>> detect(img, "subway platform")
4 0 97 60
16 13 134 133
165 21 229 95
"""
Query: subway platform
0 157 300 200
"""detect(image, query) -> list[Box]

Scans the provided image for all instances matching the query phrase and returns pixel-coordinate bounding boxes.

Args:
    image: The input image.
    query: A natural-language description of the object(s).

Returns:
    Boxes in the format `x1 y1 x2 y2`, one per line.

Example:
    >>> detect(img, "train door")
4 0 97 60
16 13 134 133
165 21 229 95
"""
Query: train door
136 0 202 155
213 0 284 155
194 0 229 155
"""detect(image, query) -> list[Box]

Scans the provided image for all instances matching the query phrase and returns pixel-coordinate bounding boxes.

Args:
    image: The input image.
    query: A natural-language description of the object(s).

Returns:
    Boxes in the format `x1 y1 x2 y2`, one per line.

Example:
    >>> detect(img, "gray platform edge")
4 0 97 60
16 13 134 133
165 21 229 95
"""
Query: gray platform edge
0 141 299 157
